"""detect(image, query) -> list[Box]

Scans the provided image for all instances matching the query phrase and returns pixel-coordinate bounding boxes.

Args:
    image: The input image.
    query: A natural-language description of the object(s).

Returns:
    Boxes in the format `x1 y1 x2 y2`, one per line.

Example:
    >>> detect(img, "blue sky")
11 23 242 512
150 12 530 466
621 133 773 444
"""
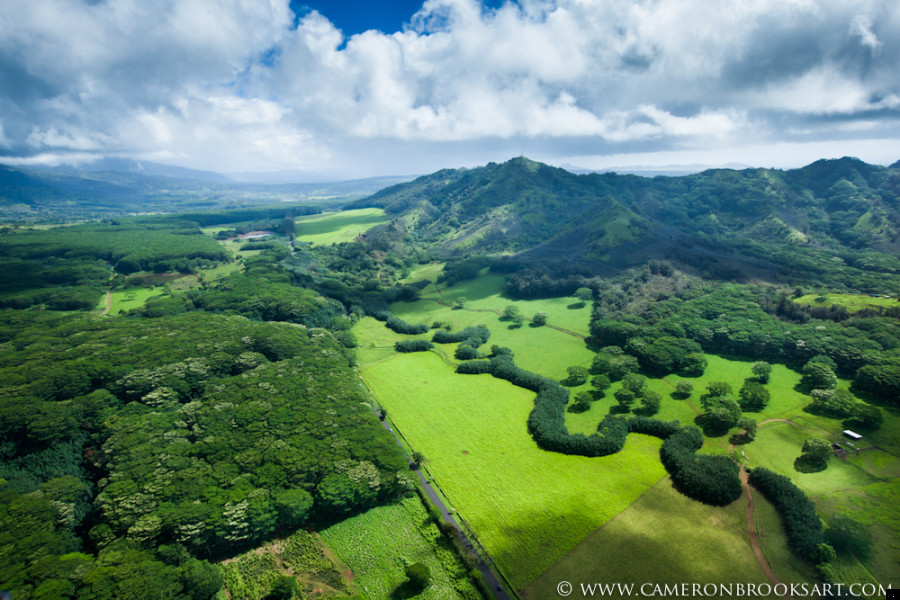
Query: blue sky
289 0 508 37
1 0 899 179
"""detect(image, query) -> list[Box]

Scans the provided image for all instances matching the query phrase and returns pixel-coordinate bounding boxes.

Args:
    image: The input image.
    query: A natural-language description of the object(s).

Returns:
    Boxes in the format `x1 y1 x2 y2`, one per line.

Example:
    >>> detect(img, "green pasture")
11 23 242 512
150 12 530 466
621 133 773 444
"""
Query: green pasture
360 351 665 591
100 287 163 315
401 262 446 285
794 293 898 312
389 276 594 382
412 273 593 337
526 477 781 599
294 208 389 245
321 496 477 600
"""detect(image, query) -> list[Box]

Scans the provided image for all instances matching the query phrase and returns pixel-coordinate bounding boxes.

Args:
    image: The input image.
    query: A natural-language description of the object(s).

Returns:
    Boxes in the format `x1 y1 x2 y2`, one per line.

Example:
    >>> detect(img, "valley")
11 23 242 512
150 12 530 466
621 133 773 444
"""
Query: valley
0 157 898 600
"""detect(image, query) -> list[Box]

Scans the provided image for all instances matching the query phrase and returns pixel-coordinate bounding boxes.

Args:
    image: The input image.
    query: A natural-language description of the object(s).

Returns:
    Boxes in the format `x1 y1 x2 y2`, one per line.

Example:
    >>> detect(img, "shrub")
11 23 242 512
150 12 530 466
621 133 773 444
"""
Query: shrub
395 340 434 353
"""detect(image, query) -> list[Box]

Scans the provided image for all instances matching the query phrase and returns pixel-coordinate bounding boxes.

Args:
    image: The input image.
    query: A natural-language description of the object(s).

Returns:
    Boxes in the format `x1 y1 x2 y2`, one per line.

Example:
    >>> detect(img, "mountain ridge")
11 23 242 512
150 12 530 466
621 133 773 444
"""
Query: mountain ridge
349 155 900 288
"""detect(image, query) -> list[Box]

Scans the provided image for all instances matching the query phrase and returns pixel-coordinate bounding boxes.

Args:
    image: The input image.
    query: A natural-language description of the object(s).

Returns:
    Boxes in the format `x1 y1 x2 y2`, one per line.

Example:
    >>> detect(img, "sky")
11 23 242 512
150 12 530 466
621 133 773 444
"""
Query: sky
1 0 899 180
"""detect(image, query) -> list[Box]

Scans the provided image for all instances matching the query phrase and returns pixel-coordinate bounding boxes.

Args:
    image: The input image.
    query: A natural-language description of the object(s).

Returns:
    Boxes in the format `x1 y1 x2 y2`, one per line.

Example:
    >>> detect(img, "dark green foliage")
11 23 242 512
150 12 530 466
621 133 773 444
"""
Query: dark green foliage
748 467 830 564
614 388 636 410
562 365 589 387
703 396 742 435
738 380 770 412
795 438 832 472
843 404 883 431
625 336 705 376
266 575 299 600
824 514 873 561
736 417 757 443
800 359 838 391
808 389 856 418
0 312 407 568
0 222 229 277
395 340 435 353
567 392 593 414
590 346 639 381
405 562 431 591
701 382 733 406
532 312 547 326
274 489 314 531
385 316 430 335
639 390 662 416
853 360 900 405
188 264 343 327
454 345 479 360
673 380 694 399
431 326 491 348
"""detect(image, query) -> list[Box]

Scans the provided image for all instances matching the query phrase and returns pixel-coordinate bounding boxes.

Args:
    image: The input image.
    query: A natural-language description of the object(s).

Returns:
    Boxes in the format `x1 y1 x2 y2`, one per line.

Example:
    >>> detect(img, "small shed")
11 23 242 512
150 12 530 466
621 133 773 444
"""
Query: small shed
842 430 862 440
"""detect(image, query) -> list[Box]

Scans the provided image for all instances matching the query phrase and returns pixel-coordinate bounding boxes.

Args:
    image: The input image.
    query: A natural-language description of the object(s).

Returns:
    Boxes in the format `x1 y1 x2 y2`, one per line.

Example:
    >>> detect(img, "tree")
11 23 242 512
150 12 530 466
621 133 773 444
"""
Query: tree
622 372 647 396
795 437 831 472
737 417 757 442
274 489 313 530
681 352 707 377
738 380 770 412
453 296 467 309
567 392 592 413
532 312 547 326
574 287 592 304
751 361 772 383
844 404 883 431
639 390 661 416
265 575 298 600
800 360 838 391
614 388 636 410
705 396 741 433
405 562 431 592
674 380 693 399
502 305 521 321
563 366 589 387
700 381 732 410
410 451 426 467
590 374 611 398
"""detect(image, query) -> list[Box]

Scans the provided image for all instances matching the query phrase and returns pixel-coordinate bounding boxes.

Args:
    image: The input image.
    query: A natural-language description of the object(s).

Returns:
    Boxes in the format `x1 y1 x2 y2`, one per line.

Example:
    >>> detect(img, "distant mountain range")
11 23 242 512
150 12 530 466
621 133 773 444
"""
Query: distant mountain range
0 160 412 222
350 156 900 288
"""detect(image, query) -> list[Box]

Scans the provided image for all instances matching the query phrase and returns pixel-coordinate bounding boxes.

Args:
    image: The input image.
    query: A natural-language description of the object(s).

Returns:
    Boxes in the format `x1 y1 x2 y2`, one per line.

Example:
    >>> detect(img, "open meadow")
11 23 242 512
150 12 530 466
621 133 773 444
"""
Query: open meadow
294 208 389 245
360 350 666 590
356 270 900 593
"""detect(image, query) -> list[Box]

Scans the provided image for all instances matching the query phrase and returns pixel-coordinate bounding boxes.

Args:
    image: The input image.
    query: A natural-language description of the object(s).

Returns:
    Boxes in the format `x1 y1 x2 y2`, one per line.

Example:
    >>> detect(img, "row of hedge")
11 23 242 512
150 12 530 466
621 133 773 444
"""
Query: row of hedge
456 354 743 505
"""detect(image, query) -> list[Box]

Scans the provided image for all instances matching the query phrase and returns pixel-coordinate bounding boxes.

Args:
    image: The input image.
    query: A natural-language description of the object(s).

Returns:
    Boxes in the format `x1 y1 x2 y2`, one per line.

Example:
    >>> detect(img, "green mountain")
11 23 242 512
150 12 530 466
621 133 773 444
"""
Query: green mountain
350 156 900 289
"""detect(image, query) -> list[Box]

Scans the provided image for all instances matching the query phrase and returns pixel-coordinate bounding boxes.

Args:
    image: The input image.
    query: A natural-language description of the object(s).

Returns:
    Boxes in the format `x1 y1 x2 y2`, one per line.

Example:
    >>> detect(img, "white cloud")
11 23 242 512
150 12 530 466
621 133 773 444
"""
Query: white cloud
850 14 881 53
0 0 898 177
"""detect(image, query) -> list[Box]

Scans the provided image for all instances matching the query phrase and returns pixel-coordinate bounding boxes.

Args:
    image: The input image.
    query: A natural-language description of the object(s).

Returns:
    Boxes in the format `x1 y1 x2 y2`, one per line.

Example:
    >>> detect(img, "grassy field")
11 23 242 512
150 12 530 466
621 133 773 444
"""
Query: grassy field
390 274 594 381
361 272 900 592
526 477 784 599
99 287 164 315
320 496 479 600
361 349 666 591
294 208 389 245
411 273 593 337
794 292 898 312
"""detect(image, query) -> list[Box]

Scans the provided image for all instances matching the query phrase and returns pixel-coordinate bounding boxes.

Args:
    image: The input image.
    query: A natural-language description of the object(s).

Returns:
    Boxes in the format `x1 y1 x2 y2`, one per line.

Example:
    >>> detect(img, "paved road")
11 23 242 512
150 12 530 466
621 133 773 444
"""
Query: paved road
359 372 512 600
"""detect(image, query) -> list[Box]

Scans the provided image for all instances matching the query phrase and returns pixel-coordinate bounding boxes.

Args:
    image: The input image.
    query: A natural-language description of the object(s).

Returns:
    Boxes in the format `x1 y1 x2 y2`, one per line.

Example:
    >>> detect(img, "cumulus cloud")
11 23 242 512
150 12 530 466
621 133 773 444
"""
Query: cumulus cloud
0 0 898 177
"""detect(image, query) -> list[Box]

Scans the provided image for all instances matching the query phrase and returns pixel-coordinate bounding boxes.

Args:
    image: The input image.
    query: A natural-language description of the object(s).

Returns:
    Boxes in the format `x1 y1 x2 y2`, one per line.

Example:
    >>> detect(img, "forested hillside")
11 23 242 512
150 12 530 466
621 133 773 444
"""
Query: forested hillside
351 156 900 292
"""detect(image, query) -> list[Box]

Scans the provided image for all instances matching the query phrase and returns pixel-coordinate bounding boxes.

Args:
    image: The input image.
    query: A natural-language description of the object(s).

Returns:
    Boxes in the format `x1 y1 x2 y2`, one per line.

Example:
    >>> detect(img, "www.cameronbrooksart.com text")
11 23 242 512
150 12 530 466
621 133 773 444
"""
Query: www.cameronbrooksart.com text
556 581 893 598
